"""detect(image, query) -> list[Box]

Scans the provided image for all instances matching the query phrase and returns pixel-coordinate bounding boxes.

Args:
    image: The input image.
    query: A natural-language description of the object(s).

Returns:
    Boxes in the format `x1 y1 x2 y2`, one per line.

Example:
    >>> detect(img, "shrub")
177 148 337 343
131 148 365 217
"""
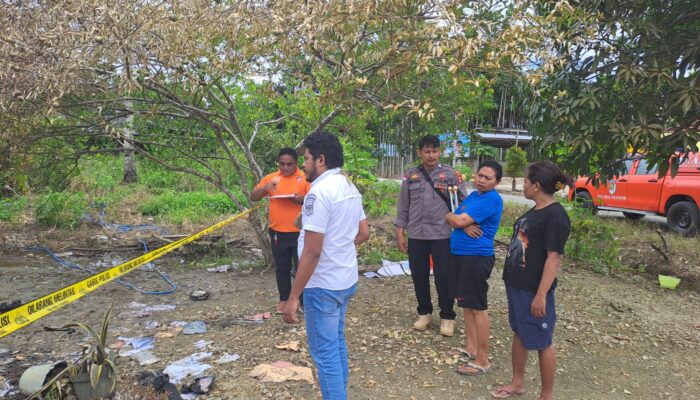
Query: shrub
504 146 528 190
455 164 473 184
361 180 401 218
565 202 621 274
35 192 87 229
0 197 28 222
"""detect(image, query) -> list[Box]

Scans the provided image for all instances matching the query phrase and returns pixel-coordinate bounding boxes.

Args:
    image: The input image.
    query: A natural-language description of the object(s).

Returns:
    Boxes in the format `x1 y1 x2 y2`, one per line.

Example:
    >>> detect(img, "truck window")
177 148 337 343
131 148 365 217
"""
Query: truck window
623 159 633 174
635 159 658 175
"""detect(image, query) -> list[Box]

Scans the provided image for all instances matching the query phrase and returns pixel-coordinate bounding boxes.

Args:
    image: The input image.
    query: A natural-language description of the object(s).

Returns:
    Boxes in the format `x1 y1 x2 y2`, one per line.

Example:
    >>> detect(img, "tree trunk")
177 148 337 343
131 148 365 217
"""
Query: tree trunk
122 133 138 183
121 101 138 183
511 174 516 191
247 208 274 267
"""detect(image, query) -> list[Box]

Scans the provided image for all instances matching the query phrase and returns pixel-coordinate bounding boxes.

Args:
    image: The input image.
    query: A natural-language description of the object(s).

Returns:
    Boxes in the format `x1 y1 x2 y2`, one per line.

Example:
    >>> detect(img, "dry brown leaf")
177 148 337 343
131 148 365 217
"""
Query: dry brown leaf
275 340 301 352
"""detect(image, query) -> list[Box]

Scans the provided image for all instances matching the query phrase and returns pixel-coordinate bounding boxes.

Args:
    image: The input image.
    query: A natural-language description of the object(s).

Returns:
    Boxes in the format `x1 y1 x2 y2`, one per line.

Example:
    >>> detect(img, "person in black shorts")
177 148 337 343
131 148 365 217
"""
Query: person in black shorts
446 160 503 376
491 162 571 400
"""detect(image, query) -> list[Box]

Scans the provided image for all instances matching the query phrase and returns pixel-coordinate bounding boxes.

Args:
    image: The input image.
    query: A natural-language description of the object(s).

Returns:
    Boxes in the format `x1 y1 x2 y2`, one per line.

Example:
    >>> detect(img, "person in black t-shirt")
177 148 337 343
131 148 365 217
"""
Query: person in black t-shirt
492 162 571 400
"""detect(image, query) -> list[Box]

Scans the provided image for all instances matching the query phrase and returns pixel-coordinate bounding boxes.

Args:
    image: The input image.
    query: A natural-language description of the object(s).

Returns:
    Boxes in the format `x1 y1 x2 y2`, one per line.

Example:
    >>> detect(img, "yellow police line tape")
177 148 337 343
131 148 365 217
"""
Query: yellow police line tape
0 205 263 338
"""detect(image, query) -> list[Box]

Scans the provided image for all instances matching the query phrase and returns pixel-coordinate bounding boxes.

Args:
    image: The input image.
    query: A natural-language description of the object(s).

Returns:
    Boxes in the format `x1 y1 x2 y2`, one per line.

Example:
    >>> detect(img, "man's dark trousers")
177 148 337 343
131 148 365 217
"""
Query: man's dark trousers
269 229 301 303
407 238 455 319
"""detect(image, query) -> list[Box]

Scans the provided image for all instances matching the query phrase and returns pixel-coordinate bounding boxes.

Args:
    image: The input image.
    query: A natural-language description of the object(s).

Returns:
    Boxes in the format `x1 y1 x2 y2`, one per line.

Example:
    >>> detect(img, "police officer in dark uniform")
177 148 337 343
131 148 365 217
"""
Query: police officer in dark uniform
394 135 466 337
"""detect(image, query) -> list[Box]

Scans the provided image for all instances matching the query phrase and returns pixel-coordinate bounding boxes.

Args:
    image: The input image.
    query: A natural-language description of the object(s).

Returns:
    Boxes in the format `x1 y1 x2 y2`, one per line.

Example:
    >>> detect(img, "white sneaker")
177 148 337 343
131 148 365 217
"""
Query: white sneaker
413 314 432 331
440 319 455 337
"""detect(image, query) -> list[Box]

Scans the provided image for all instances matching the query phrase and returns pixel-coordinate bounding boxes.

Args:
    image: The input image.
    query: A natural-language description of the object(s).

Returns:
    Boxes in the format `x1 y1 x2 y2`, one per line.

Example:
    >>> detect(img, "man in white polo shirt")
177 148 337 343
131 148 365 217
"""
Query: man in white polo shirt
282 132 369 400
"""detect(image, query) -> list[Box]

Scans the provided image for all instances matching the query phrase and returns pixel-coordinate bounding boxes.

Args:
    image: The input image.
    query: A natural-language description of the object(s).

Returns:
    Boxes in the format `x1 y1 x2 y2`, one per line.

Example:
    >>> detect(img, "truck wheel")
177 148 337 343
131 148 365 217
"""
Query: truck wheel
574 191 597 214
622 212 645 220
667 201 699 236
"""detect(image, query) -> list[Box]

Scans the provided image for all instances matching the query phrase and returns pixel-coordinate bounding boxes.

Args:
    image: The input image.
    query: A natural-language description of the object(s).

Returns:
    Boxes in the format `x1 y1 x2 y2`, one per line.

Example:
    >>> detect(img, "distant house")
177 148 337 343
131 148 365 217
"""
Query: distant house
473 128 532 162
374 128 533 179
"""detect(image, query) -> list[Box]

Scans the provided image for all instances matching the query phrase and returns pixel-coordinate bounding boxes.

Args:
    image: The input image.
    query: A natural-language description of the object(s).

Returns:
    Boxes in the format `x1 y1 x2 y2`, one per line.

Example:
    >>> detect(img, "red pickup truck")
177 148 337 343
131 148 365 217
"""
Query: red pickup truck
568 154 700 236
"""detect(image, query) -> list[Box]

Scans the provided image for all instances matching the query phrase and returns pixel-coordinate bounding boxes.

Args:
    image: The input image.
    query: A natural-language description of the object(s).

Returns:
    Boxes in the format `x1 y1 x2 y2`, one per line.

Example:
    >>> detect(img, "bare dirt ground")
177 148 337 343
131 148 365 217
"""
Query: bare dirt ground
1 223 699 400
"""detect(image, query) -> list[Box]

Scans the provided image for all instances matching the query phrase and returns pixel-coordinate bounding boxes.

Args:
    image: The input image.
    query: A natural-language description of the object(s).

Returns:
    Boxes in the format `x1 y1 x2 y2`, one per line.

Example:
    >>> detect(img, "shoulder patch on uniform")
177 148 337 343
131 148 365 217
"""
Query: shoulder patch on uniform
304 194 316 216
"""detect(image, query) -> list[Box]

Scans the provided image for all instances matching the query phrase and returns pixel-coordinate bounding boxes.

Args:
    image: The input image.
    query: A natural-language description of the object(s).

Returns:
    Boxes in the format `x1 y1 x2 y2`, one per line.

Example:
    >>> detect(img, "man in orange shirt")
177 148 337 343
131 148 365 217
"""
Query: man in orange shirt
251 148 311 313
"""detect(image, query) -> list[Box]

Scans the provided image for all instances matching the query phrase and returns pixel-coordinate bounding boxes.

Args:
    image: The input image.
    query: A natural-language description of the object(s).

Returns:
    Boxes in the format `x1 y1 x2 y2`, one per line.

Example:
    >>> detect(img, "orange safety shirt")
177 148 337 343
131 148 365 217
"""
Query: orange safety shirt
254 169 311 232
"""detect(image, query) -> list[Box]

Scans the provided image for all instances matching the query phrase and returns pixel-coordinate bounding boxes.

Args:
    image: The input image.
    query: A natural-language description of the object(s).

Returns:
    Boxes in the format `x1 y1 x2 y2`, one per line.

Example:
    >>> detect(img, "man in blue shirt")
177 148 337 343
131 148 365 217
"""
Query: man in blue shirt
445 160 504 376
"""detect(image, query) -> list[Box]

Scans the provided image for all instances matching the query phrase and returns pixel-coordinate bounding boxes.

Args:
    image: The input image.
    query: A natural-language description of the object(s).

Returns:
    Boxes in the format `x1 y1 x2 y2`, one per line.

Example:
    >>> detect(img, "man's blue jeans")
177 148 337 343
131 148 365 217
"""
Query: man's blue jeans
303 283 357 400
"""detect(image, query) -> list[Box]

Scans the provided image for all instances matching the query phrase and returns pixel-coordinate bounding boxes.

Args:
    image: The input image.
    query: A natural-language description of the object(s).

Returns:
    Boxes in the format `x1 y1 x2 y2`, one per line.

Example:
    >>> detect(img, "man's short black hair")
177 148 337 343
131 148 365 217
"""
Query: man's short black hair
478 160 503 181
418 135 440 149
278 147 298 160
302 132 344 169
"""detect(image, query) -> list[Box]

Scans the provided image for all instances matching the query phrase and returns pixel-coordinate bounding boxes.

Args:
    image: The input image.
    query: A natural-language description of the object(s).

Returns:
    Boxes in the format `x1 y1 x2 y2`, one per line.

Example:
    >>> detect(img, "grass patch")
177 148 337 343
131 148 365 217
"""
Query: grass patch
358 216 405 266
68 155 123 193
35 191 87 229
361 180 401 218
497 201 531 241
604 216 700 282
139 190 247 225
565 204 621 274
360 247 406 265
0 196 28 223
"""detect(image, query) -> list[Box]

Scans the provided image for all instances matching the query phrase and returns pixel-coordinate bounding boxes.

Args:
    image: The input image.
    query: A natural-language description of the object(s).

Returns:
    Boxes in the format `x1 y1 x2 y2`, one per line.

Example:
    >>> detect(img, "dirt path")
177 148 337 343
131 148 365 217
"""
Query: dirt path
1 246 698 400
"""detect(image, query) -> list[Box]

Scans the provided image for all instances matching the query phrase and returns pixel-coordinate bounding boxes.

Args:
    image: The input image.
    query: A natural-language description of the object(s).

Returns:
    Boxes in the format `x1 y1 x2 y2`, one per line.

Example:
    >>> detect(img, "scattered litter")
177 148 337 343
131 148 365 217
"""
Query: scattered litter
183 375 215 394
274 340 301 352
0 301 20 313
163 352 212 383
244 312 272 321
217 313 274 327
96 235 109 241
249 361 314 384
144 320 161 330
207 265 230 273
55 251 73 258
155 324 184 340
376 260 412 277
0 358 15 366
18 361 67 396
137 370 182 400
0 379 18 397
363 271 379 278
143 304 177 312
183 321 207 335
214 354 240 364
131 350 161 366
181 394 197 400
155 322 187 339
0 349 8 355
194 340 212 351
43 325 76 334
271 360 293 368
120 303 176 319
118 336 156 357
189 290 210 301
108 340 127 351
